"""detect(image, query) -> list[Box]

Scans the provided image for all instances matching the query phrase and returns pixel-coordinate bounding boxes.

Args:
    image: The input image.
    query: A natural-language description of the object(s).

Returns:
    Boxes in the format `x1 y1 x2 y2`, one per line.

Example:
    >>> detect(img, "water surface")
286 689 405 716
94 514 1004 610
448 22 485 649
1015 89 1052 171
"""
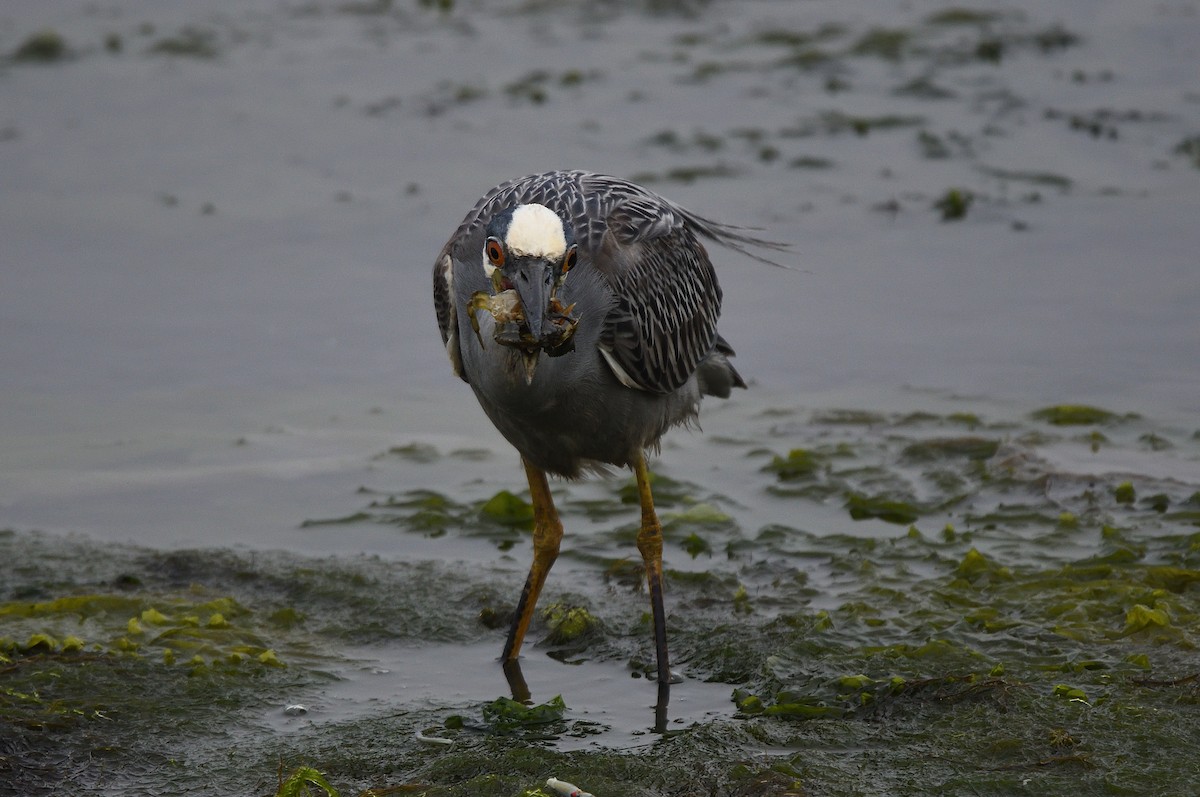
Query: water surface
2 1 1199 795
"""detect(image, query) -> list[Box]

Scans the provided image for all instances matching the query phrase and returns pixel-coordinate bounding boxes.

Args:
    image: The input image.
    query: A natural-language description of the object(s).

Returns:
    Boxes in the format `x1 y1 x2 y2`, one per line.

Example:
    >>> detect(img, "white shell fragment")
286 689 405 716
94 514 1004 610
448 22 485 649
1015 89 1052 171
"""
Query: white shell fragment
414 729 454 747
546 777 596 797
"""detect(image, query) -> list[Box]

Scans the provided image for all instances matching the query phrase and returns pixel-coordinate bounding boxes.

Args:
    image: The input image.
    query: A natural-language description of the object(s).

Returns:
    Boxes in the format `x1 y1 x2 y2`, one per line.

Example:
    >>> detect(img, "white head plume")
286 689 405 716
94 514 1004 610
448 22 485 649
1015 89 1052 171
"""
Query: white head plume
504 204 568 258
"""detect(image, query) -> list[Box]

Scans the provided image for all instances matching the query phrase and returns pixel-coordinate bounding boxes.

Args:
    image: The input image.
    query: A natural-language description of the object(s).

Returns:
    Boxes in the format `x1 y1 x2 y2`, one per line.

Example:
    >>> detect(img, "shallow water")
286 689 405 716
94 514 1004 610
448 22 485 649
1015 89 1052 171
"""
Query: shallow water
272 640 735 750
2 1 1200 795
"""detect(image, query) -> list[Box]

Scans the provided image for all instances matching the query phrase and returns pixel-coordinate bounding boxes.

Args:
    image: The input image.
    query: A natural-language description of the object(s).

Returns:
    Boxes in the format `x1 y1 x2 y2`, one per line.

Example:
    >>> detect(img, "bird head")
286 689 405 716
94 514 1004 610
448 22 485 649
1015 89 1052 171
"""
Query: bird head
471 204 579 380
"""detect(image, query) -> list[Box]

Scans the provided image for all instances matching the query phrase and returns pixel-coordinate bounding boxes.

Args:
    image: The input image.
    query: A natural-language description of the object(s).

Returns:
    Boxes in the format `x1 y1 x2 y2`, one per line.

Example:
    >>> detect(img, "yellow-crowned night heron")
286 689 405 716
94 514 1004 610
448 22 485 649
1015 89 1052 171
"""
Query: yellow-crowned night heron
433 170 772 692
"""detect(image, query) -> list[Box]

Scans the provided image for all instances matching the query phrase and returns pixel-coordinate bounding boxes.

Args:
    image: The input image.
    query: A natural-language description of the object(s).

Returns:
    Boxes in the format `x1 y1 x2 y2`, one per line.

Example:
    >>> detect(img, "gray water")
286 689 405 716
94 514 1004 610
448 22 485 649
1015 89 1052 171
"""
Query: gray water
2 0 1200 791
3 0 1197 549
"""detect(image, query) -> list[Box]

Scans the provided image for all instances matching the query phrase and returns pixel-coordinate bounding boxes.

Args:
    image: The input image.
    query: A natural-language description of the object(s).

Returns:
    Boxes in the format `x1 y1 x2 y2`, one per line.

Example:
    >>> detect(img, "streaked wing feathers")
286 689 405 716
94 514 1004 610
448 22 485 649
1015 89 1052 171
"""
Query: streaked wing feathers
432 253 465 380
596 223 720 394
433 170 773 393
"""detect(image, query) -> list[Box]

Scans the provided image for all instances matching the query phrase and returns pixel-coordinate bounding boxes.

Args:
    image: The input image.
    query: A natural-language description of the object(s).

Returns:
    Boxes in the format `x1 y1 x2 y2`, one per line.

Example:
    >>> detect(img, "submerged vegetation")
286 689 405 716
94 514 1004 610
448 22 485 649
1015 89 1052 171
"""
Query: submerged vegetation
4 398 1199 795
3 0 1188 227
2 0 1197 794
10 30 68 63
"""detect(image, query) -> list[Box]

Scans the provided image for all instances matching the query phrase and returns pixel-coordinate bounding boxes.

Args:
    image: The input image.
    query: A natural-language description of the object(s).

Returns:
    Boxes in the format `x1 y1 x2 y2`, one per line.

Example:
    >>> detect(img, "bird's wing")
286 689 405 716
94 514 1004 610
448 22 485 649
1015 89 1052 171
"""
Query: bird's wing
591 189 723 395
574 173 789 394
432 250 465 381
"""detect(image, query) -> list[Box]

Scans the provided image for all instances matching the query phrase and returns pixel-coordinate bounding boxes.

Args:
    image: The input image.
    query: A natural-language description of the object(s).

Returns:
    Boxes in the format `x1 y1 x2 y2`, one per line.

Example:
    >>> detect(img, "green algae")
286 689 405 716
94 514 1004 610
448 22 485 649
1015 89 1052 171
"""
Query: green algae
979 165 1073 191
934 187 974 220
845 492 923 524
147 27 220 58
763 448 823 480
723 542 1200 755
901 436 999 462
926 9 1002 27
480 490 536 526
916 129 955 158
540 604 598 646
11 30 68 63
818 111 926 137
0 590 284 674
479 694 567 734
385 441 441 463
898 78 957 101
1113 481 1136 505
6 398 1200 795
303 487 542 544
504 69 601 105
788 155 835 170
811 408 889 426
1175 135 1200 169
276 766 338 797
850 28 912 61
1031 405 1126 426
629 163 741 184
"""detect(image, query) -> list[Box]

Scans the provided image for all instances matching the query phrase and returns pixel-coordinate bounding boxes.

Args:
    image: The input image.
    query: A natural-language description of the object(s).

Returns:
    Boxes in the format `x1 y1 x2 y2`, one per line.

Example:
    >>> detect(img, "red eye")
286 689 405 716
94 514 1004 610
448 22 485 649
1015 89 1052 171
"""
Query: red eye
562 246 577 274
485 238 505 267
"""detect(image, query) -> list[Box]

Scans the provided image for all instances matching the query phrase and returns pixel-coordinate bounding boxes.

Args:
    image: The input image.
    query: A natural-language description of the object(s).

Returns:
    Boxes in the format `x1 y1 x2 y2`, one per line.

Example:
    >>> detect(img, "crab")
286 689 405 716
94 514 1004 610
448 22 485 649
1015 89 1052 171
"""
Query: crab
467 289 578 358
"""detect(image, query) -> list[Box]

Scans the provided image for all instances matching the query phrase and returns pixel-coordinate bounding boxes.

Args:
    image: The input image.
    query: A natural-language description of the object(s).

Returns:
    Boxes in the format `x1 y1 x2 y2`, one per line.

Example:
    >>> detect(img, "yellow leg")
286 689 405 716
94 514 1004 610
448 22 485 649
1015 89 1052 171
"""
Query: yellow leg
501 457 563 662
633 451 673 690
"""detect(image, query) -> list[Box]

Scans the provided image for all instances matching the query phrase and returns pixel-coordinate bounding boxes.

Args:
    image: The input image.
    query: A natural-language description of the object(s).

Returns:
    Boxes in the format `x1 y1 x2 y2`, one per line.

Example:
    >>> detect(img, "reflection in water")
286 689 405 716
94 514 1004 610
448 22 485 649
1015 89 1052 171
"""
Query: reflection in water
654 681 670 735
503 657 672 734
503 657 532 704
